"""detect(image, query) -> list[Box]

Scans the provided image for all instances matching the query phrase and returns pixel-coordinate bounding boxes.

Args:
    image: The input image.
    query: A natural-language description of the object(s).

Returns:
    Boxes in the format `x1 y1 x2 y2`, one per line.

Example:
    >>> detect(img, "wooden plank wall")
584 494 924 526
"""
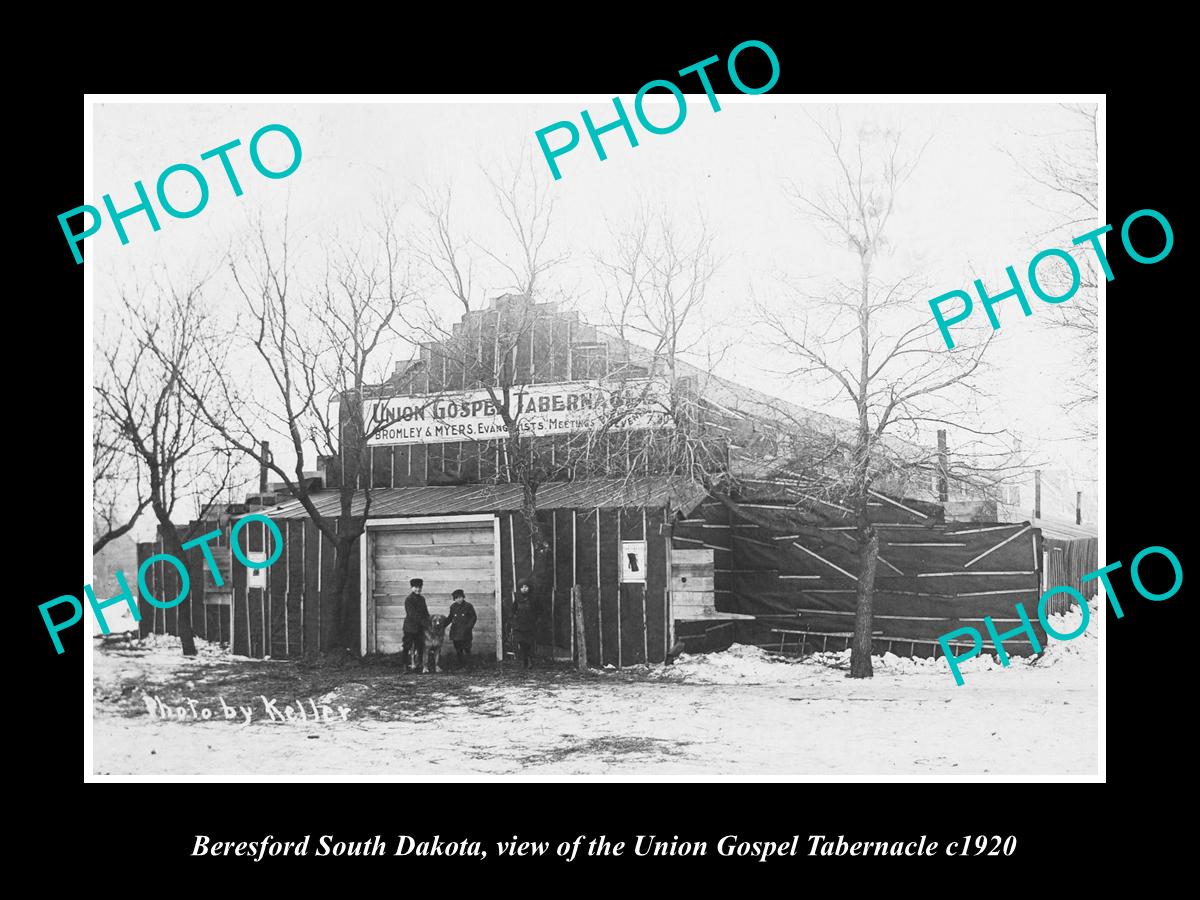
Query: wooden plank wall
618 509 646 666
671 500 734 615
137 529 229 644
137 515 361 660
371 522 497 656
493 506 668 666
346 296 680 492
140 502 675 668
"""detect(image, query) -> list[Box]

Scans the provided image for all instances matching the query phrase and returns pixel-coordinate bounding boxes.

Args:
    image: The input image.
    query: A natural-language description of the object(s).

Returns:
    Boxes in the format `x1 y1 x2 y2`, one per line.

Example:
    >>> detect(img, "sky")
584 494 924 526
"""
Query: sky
90 98 1100 537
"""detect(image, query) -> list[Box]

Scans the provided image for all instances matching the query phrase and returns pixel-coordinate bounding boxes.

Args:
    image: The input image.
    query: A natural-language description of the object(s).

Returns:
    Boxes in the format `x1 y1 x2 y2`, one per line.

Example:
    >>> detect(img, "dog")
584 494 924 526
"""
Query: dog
420 615 449 673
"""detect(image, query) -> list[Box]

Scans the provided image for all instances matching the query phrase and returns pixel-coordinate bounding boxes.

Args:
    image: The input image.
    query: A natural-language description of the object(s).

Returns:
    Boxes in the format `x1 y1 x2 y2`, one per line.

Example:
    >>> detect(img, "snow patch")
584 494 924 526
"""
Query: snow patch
622 600 1098 687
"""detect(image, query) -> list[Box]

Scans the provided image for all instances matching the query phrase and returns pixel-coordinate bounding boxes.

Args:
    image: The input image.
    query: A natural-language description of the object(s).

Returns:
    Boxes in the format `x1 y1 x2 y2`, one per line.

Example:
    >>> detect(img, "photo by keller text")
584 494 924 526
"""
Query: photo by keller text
143 694 352 725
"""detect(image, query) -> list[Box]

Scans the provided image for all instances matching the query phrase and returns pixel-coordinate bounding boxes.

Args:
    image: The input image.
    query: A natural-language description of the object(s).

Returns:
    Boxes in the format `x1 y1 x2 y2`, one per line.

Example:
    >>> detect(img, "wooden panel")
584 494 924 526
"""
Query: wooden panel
372 446 393 489
375 580 495 600
675 588 717 621
374 543 494 559
232 527 249 655
553 509 574 654
302 520 320 655
410 443 427 486
674 590 714 609
347 535 362 655
183 536 204 641
535 509 555 648
620 509 646 665
164 543 179 636
599 509 620 667
373 528 494 547
672 549 715 565
672 576 715 593
531 314 551 383
575 509 600 665
620 585 646 664
374 561 487 580
136 542 154 637
499 514 514 656
480 309 498 387
392 445 411 486
549 316 571 382
372 520 497 659
286 520 303 657
427 442 445 481
511 512 533 585
319 520 338 653
459 441 480 482
248 586 265 657
377 635 406 654
645 508 667 663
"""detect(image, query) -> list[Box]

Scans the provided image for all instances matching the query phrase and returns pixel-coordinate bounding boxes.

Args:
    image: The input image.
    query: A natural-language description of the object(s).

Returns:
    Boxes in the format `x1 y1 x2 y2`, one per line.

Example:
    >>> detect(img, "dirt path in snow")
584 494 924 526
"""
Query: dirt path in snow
92 639 1097 776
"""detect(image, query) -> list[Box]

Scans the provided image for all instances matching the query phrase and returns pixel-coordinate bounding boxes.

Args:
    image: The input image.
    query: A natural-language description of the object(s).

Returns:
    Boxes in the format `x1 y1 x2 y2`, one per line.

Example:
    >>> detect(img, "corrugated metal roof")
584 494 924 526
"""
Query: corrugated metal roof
260 477 708 520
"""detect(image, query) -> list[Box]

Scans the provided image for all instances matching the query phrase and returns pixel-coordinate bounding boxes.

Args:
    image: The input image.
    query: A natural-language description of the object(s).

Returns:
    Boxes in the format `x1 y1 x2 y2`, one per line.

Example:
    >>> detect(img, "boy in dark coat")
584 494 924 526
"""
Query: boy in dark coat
446 589 477 669
511 579 538 670
402 578 430 673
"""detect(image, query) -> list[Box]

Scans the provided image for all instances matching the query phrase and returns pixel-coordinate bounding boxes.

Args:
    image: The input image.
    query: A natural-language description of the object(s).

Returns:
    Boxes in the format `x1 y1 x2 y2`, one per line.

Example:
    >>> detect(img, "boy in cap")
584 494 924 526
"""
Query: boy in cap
446 589 478 670
402 578 430 673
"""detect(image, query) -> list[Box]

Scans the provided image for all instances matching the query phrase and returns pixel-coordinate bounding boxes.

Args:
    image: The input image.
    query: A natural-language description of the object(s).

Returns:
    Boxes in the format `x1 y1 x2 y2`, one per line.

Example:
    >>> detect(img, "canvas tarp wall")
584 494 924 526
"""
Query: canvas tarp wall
674 494 1046 658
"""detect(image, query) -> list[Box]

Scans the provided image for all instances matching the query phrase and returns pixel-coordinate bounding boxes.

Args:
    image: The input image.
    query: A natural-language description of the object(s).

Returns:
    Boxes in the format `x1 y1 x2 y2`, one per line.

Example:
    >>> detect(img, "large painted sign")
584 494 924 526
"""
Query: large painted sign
364 378 674 446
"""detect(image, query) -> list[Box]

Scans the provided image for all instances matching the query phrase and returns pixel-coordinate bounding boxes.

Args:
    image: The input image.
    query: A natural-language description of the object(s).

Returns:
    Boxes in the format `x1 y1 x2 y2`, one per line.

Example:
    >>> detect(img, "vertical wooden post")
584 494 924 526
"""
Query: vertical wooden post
1034 470 1042 520
1076 491 1083 525
937 429 949 502
259 440 270 495
572 585 587 671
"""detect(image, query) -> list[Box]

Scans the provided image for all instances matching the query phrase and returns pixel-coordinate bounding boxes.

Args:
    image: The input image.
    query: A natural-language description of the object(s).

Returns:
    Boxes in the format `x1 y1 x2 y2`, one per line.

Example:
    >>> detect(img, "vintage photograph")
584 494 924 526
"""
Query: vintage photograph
88 97 1100 776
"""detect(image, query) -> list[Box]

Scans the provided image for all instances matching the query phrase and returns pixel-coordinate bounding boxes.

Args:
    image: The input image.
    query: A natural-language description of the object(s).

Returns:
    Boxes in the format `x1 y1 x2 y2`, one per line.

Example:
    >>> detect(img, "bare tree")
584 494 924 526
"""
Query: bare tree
415 162 570 598
1005 103 1099 440
759 117 1009 678
589 211 732 490
92 408 149 555
95 272 243 655
173 207 418 656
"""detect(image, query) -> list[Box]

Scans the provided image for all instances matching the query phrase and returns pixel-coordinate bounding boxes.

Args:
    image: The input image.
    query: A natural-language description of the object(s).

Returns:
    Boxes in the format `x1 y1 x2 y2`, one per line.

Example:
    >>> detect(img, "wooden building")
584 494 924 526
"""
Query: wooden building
138 294 1046 665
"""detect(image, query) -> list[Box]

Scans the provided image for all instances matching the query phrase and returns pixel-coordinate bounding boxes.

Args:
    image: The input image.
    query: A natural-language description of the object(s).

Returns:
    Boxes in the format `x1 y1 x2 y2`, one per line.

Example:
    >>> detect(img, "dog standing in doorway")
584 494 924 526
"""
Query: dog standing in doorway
421 615 449 673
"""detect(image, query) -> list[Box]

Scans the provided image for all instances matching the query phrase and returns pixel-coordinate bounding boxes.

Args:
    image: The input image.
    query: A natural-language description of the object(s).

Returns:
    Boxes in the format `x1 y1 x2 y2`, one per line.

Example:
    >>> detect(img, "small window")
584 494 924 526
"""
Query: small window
620 541 647 583
202 544 233 592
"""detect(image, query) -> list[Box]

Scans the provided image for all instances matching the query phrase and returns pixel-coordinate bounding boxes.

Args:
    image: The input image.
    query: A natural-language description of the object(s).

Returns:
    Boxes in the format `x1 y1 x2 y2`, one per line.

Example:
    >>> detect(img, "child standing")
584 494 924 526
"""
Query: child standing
446 589 477 670
511 579 538 670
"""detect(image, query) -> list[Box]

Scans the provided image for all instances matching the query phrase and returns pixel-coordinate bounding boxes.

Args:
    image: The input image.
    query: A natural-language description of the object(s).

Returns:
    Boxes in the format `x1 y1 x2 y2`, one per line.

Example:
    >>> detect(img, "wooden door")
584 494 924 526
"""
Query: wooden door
371 520 498 657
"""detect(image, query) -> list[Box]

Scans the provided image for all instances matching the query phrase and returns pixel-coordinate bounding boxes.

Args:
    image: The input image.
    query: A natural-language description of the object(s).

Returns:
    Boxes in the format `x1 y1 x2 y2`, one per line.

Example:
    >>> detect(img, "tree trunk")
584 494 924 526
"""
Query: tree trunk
848 244 876 679
519 484 553 594
336 535 360 652
157 523 198 657
848 522 879 678
320 537 357 654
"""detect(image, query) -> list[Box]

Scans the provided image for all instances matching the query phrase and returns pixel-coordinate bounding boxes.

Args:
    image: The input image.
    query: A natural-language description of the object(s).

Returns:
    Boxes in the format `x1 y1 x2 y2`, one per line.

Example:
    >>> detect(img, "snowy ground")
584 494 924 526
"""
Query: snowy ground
91 605 1098 777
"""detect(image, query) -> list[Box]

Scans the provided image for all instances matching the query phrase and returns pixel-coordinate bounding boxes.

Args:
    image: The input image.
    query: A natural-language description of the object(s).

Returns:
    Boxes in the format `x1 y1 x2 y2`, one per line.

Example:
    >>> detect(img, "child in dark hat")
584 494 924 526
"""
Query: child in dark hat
402 578 430 673
446 588 477 669
511 579 537 670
